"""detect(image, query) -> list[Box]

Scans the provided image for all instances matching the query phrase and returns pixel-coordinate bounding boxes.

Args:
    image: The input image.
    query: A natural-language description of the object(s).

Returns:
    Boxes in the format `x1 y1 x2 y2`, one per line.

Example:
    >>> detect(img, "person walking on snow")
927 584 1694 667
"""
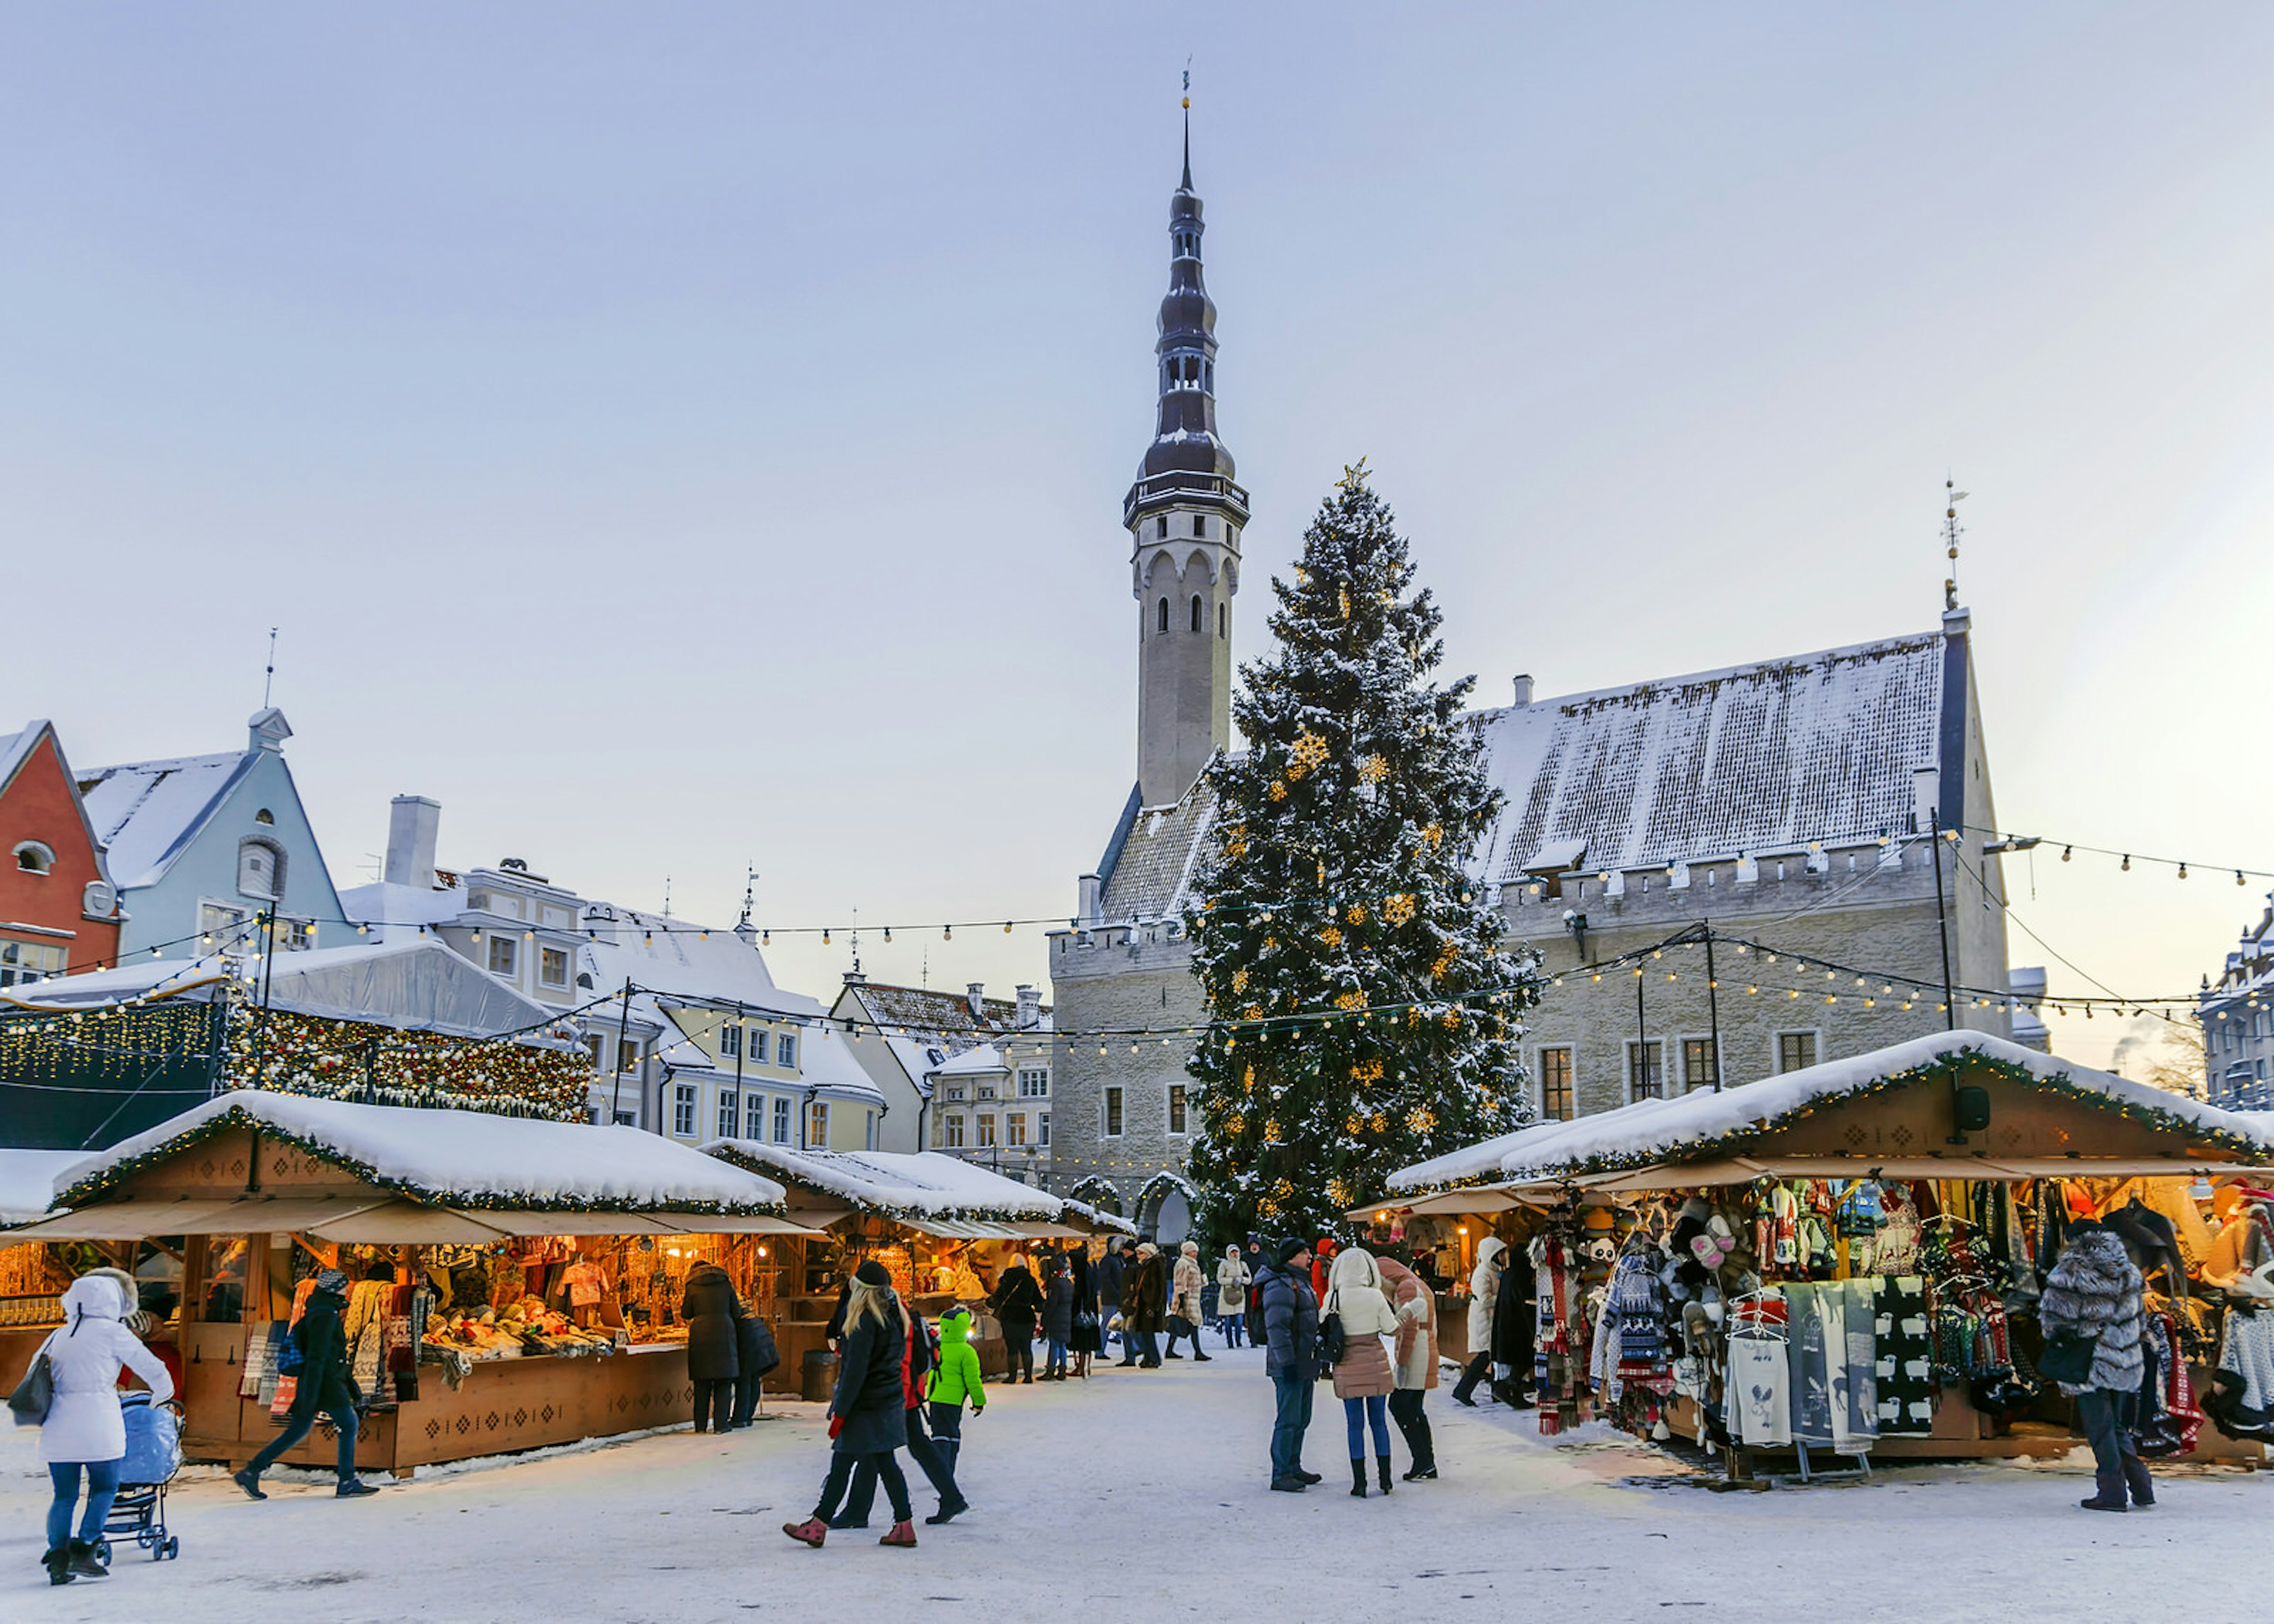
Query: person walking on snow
2038 1220 2152 1512
233 1267 375 1503
35 1274 175 1586
1325 1246 1402 1497
1258 1239 1322 1492
1128 1243 1168 1367
782 1260 921 1549
1216 1244 1252 1349
990 1254 1045 1385
1376 1250 1439 1480
1450 1237 1506 1406
1167 1241 1212 1361
924 1304 988 1487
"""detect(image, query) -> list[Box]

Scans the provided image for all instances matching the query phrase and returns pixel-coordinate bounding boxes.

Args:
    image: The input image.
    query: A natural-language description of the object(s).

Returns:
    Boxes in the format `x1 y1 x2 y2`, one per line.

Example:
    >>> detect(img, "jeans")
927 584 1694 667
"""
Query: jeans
1389 1388 1434 1470
837 1407 958 1524
2076 1388 2148 1504
1343 1393 1391 1458
1045 1336 1068 1375
815 1449 911 1525
47 1460 120 1550
692 1378 735 1432
1223 1313 1245 1348
247 1393 359 1481
1270 1374 1314 1481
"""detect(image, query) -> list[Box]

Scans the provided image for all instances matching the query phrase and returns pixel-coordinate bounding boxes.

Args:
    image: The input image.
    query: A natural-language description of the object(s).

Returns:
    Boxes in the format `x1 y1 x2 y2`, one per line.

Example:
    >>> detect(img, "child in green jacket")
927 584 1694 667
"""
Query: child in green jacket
924 1305 987 1477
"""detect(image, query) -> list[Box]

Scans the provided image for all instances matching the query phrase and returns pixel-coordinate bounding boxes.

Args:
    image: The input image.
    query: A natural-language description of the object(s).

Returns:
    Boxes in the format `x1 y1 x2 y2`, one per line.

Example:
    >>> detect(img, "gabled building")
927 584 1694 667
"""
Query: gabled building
0 721 121 986
1045 123 2015 1237
76 709 351 960
829 977 1051 1162
2201 897 2274 1111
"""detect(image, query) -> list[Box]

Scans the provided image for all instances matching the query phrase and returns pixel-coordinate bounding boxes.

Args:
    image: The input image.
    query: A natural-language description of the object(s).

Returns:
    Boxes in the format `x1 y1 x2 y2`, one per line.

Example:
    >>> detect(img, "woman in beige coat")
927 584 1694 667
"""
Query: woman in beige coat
1166 1241 1211 1361
1377 1253 1438 1480
1325 1246 1401 1497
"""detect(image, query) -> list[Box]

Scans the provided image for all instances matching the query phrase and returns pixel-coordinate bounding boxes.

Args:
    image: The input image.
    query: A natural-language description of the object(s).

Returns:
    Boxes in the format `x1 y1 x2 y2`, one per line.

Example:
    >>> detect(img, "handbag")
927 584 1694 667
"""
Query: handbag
2037 1329 2097 1387
1318 1291 1347 1365
7 1334 56 1427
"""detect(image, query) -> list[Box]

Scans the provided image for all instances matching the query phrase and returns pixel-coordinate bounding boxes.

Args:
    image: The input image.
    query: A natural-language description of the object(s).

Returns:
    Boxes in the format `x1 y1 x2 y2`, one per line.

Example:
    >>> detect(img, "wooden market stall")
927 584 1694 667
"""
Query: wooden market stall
9 1091 813 1475
1379 1032 2274 1476
701 1140 1101 1387
0 1147 92 1391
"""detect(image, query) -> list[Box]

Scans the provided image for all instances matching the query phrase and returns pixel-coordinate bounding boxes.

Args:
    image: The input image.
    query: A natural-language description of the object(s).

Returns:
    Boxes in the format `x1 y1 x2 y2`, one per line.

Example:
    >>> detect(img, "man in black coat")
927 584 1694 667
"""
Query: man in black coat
234 1268 375 1499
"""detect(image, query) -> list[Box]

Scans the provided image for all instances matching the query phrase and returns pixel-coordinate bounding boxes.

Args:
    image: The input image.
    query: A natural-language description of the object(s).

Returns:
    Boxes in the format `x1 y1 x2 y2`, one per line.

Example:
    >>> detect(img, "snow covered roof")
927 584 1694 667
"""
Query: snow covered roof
11 938 564 1041
1471 630 1949 884
843 981 1049 1045
62 1091 789 1213
931 1043 1007 1079
702 1141 1061 1221
339 879 464 929
583 906 781 1004
0 1149 89 1225
76 750 248 890
1097 779 1220 922
0 724 40 793
1389 1032 2274 1191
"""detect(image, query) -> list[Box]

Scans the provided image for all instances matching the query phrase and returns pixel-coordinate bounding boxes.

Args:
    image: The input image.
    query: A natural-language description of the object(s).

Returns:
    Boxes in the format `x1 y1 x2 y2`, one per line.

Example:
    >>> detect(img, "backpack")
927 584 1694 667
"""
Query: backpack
1244 1281 1268 1347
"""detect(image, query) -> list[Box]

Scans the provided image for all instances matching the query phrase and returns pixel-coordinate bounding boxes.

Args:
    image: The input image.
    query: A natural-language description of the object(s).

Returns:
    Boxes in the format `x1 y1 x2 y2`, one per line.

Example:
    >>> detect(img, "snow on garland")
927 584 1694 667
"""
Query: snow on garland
703 1140 1061 1223
226 1006 595 1121
57 1093 788 1215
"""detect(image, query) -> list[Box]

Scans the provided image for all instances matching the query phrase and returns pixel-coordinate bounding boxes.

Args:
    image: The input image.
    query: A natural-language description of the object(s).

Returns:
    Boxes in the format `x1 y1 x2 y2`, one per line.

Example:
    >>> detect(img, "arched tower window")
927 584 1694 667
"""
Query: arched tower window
1190 595 1203 632
1219 602 1227 639
1157 597 1170 634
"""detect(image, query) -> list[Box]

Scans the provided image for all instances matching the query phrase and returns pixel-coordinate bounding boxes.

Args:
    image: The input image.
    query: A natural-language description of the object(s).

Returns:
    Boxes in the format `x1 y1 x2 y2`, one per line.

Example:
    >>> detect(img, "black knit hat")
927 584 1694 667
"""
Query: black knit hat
1273 1236 1310 1269
854 1259 892 1288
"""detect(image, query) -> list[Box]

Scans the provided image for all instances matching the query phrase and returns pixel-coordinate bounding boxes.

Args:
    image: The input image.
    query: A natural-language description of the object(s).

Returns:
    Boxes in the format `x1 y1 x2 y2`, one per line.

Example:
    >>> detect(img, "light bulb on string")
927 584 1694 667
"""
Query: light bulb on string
2121 855 2130 872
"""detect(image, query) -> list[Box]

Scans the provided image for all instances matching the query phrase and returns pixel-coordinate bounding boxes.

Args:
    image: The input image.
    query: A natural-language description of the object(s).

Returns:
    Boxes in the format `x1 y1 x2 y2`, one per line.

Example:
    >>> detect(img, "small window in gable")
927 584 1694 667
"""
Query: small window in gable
13 842 54 875
253 808 275 826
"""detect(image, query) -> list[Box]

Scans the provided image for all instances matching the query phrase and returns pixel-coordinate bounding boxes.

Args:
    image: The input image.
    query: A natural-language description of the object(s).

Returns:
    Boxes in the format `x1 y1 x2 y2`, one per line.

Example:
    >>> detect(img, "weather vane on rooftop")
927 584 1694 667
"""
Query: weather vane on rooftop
1942 478 1968 611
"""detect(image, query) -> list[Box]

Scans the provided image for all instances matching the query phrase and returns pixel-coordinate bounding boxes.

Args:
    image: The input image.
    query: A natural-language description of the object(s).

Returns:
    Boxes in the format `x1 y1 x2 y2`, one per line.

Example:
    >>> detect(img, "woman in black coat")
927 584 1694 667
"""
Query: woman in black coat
989 1255 1045 1385
680 1262 742 1433
233 1268 374 1498
1040 1254 1075 1380
782 1261 918 1548
1068 1247 1103 1377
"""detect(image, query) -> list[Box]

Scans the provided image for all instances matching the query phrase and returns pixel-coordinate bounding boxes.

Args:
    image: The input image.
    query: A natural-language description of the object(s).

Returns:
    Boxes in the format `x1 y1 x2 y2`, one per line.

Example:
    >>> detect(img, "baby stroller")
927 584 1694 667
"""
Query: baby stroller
97 1393 183 1563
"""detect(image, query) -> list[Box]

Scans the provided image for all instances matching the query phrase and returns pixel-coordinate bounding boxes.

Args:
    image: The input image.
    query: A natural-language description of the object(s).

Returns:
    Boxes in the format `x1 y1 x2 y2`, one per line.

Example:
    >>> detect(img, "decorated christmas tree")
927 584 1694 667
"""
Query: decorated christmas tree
1186 464 1539 1242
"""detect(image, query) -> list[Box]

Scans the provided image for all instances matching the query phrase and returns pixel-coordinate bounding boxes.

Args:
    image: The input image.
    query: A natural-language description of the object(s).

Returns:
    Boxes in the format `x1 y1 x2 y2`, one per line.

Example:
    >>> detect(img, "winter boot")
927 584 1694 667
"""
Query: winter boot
1194 1351 1212 1362
924 1497 968 1526
1296 1467 1322 1484
2124 1458 2156 1508
1349 1457 1368 1498
1402 1461 1439 1481
1376 1456 1395 1495
2079 1496 2128 1513
1268 1475 1306 1492
67 1541 108 1579
336 1478 379 1498
781 1517 828 1547
44 1546 74 1586
232 1467 266 1500
879 1520 917 1548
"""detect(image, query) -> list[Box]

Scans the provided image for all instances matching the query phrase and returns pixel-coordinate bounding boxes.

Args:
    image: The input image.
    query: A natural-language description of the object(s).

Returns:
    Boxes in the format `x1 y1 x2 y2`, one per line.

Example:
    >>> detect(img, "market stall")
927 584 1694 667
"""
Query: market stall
701 1140 1082 1385
0 1147 90 1390
1382 1032 2274 1477
9 1091 812 1475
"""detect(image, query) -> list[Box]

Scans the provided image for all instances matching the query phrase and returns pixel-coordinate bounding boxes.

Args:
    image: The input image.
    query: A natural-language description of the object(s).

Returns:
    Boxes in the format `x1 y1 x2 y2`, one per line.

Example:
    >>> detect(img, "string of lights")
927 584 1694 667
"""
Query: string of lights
1968 825 2274 886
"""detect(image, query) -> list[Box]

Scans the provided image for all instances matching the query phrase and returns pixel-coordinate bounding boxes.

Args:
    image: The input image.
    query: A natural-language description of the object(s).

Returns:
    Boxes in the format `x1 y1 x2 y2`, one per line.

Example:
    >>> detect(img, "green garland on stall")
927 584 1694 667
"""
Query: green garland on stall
1408 1045 2274 1196
54 1100 787 1218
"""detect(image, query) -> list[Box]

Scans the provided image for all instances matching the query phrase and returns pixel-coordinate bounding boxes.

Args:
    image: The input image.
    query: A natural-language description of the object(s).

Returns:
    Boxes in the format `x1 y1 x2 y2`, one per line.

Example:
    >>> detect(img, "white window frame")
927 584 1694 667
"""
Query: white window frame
944 1114 965 1148
487 934 518 976
778 1033 799 1072
807 1099 829 1146
539 945 569 987
12 841 54 875
749 1028 769 1065
236 837 285 902
717 1088 738 1140
1018 1067 1049 1098
719 1023 741 1059
744 1092 766 1141
1006 1112 1027 1148
1680 1035 1718 1093
977 1115 998 1148
1038 1112 1050 1148
672 1083 698 1137
772 1096 792 1144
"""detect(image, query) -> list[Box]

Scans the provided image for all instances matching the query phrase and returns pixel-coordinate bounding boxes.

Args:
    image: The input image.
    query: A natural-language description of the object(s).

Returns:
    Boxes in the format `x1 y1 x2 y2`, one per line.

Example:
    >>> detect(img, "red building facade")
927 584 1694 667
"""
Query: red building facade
0 722 121 986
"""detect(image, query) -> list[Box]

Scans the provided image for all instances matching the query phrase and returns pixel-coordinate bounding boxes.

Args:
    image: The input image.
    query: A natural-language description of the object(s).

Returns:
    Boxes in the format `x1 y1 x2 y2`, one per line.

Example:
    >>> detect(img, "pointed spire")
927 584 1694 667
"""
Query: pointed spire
1180 64 1193 191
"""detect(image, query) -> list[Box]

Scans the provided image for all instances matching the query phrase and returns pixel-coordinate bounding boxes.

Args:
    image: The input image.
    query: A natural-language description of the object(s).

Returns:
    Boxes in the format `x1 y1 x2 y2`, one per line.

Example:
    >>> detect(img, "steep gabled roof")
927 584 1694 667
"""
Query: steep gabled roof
0 721 116 890
76 750 248 890
1096 779 1219 922
844 981 1048 1044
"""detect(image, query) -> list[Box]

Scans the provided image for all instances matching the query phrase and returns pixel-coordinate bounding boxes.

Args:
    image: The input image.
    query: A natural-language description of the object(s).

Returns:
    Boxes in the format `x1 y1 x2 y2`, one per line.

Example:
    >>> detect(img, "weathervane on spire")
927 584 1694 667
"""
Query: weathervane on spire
1942 478 1969 610
1181 59 1193 187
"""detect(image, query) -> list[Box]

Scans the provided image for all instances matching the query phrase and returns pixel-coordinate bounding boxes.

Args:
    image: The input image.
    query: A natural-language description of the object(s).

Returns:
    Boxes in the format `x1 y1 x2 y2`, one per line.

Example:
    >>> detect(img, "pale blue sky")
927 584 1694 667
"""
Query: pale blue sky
7 5 2272 1067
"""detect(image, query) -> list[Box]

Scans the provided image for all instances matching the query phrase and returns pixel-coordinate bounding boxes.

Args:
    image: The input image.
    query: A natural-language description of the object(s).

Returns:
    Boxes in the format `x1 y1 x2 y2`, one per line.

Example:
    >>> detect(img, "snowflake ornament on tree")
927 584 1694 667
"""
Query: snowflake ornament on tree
1186 464 1540 1243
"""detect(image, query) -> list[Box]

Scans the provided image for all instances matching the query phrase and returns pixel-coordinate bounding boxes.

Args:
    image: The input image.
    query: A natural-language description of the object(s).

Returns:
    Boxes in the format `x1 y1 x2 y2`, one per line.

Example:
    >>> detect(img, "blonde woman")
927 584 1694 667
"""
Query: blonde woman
783 1261 917 1549
1167 1241 1211 1361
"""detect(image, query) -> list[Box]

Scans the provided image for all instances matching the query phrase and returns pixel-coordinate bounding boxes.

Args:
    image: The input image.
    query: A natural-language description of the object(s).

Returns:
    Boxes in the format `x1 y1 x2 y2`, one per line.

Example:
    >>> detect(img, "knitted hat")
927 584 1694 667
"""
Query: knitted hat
314 1268 351 1295
1274 1236 1311 1269
854 1259 892 1288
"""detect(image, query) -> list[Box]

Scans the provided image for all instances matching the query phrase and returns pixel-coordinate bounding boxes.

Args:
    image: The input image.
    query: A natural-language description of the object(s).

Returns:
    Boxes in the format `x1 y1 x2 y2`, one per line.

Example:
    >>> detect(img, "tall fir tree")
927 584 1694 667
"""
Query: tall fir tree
1186 465 1539 1241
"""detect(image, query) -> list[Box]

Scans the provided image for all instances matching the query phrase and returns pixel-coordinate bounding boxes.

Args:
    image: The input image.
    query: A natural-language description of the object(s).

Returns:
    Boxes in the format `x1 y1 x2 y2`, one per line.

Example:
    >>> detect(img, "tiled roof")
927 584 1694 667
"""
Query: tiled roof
1097 779 1220 922
1086 625 1957 924
851 982 1048 1042
1472 631 1947 882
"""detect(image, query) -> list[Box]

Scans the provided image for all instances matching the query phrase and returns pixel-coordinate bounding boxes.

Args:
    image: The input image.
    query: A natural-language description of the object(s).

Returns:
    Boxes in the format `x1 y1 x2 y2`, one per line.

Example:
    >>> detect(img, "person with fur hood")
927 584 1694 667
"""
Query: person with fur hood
2038 1220 2151 1512
1376 1250 1438 1481
34 1273 174 1586
1166 1241 1212 1361
1450 1236 1507 1406
1216 1245 1252 1348
1325 1246 1402 1497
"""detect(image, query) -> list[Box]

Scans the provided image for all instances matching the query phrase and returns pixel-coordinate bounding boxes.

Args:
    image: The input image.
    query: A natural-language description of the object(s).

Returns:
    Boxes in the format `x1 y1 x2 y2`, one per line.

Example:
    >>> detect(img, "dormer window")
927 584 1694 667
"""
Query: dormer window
13 841 54 875
237 838 284 902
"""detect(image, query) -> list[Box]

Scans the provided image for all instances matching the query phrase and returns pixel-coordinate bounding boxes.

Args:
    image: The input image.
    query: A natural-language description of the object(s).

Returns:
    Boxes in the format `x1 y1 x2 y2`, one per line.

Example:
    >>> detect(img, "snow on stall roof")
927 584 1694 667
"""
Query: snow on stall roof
0 1149 89 1224
1389 1032 2274 1191
76 750 247 890
1469 631 1947 884
62 1091 788 1211
1058 1197 1138 1236
702 1141 1061 1219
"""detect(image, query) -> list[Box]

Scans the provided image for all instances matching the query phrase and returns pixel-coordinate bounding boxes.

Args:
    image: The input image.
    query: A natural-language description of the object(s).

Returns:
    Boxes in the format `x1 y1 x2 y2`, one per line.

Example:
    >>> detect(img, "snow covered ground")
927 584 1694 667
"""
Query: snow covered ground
2 1343 2262 1622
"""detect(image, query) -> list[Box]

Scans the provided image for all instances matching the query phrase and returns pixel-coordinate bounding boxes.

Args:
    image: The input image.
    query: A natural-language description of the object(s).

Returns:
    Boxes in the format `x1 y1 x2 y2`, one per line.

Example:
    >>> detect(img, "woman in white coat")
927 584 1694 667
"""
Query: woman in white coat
1325 1246 1403 1497
1451 1236 1506 1406
37 1274 174 1586
1215 1245 1251 1348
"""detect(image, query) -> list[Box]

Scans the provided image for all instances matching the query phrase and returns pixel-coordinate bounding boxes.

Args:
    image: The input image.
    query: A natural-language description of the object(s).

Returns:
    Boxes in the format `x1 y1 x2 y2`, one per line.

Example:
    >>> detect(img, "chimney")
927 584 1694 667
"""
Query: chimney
1014 983 1040 1028
1077 872 1102 925
966 982 987 1024
384 796 441 889
1511 674 1533 707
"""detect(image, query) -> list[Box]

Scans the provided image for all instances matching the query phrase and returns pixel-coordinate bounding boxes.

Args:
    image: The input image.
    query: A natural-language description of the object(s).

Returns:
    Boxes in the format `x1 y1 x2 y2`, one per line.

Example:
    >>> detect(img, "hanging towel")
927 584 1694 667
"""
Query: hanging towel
1726 1336 1792 1445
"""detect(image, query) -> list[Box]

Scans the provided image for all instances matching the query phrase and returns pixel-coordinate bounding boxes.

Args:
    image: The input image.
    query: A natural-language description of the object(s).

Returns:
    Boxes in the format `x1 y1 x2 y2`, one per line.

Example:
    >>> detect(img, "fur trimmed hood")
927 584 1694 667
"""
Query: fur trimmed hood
2039 1229 2147 1394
